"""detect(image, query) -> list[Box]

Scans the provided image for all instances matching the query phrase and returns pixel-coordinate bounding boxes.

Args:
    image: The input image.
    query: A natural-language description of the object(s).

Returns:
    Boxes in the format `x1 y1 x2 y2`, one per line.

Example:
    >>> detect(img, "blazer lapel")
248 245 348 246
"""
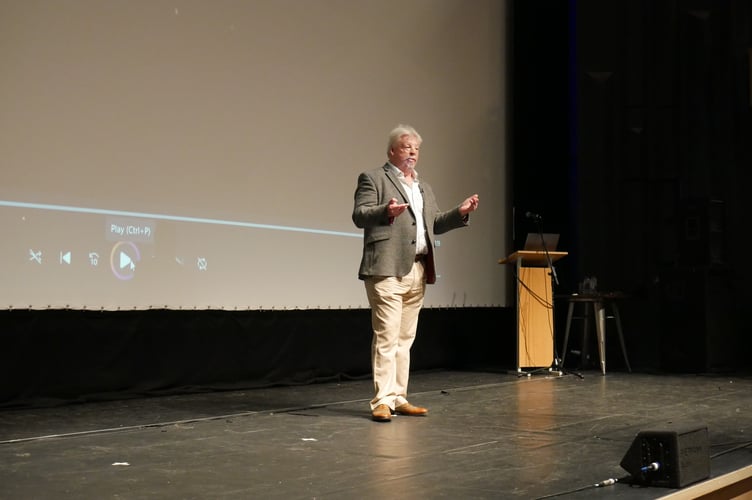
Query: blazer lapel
382 164 411 205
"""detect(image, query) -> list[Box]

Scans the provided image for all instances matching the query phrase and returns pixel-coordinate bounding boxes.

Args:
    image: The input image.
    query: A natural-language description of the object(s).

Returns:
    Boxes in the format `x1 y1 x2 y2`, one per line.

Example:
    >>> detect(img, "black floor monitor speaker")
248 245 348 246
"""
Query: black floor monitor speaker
620 424 710 488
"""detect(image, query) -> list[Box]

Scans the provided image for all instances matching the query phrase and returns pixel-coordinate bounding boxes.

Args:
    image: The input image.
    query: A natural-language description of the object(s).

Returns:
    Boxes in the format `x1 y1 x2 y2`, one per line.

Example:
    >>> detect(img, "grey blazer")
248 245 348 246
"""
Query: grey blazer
352 164 468 284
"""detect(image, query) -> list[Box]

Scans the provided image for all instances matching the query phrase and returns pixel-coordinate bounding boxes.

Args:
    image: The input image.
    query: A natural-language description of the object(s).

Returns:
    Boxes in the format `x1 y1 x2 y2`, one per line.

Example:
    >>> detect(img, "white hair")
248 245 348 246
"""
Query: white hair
387 124 422 154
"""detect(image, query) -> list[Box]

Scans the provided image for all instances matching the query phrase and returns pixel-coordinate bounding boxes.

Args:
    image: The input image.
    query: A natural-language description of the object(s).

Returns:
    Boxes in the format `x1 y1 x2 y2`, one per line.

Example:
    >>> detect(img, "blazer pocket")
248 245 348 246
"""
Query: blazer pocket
365 227 391 244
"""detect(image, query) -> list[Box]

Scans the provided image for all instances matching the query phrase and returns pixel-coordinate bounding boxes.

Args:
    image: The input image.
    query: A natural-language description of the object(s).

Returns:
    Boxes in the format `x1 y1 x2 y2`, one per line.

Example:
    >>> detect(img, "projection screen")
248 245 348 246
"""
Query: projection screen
0 0 509 310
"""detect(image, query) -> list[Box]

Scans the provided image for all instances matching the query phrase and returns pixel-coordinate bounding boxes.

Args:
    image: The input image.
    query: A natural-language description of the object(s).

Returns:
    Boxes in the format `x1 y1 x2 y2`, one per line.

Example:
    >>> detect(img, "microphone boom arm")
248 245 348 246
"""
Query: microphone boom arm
533 218 559 286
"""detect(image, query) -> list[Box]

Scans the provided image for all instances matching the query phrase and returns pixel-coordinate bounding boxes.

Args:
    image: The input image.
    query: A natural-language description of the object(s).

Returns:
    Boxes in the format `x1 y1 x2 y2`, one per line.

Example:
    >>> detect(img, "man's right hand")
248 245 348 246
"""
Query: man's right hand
387 198 409 218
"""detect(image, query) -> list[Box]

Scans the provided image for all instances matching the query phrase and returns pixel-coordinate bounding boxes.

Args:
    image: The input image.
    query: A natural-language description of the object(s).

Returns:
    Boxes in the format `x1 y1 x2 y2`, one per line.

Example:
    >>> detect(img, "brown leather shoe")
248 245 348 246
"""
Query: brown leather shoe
371 404 392 422
394 403 428 416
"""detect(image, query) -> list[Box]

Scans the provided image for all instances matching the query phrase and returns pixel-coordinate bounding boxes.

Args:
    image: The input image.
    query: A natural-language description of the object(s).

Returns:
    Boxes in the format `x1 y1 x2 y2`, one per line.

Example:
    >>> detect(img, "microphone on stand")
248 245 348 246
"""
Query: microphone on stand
525 211 542 221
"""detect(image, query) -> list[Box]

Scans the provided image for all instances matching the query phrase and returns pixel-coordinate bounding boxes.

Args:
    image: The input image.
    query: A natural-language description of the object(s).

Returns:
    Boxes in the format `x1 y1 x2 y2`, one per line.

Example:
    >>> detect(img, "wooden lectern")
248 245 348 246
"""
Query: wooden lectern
499 250 568 372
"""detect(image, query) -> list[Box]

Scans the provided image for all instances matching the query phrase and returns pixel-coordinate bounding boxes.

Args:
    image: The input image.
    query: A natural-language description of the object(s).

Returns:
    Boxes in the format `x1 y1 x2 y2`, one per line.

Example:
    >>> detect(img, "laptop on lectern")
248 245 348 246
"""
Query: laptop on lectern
523 233 560 252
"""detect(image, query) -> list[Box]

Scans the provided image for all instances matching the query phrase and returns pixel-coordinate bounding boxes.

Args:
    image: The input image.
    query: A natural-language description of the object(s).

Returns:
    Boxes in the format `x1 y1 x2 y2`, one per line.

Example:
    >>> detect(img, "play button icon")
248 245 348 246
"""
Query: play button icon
110 242 140 280
120 251 134 270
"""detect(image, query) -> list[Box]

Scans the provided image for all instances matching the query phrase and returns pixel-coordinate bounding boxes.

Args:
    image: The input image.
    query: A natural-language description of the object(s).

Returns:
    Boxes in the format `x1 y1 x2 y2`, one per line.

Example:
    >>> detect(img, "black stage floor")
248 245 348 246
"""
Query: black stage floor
1 370 751 499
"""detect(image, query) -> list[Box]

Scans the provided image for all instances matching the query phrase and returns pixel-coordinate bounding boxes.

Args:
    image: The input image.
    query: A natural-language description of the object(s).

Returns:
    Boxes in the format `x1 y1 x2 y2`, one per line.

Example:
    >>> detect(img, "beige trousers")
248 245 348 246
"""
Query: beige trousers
364 261 426 410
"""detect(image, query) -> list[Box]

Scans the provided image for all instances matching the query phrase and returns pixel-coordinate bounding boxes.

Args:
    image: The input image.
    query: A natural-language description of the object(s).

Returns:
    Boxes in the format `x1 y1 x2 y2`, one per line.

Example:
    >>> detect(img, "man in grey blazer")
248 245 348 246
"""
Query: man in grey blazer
352 124 480 422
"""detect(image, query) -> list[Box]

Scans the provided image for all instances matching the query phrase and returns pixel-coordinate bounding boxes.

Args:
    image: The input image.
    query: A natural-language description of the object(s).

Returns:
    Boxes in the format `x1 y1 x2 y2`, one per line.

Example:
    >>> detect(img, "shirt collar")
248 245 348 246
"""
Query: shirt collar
387 162 418 180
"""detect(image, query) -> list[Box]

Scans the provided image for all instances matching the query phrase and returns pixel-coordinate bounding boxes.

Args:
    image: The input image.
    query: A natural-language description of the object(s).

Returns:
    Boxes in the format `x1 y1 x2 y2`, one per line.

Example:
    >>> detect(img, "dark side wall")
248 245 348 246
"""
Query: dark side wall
512 0 752 373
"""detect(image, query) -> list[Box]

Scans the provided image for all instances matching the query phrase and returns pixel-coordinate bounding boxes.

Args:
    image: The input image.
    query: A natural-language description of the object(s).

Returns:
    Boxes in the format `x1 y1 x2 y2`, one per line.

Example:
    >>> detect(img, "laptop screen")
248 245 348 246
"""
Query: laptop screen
523 233 560 251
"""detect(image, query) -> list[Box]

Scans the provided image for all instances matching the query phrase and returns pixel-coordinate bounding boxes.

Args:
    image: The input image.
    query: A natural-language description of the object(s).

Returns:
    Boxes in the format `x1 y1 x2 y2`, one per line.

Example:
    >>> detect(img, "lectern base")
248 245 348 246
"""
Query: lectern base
512 358 584 379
